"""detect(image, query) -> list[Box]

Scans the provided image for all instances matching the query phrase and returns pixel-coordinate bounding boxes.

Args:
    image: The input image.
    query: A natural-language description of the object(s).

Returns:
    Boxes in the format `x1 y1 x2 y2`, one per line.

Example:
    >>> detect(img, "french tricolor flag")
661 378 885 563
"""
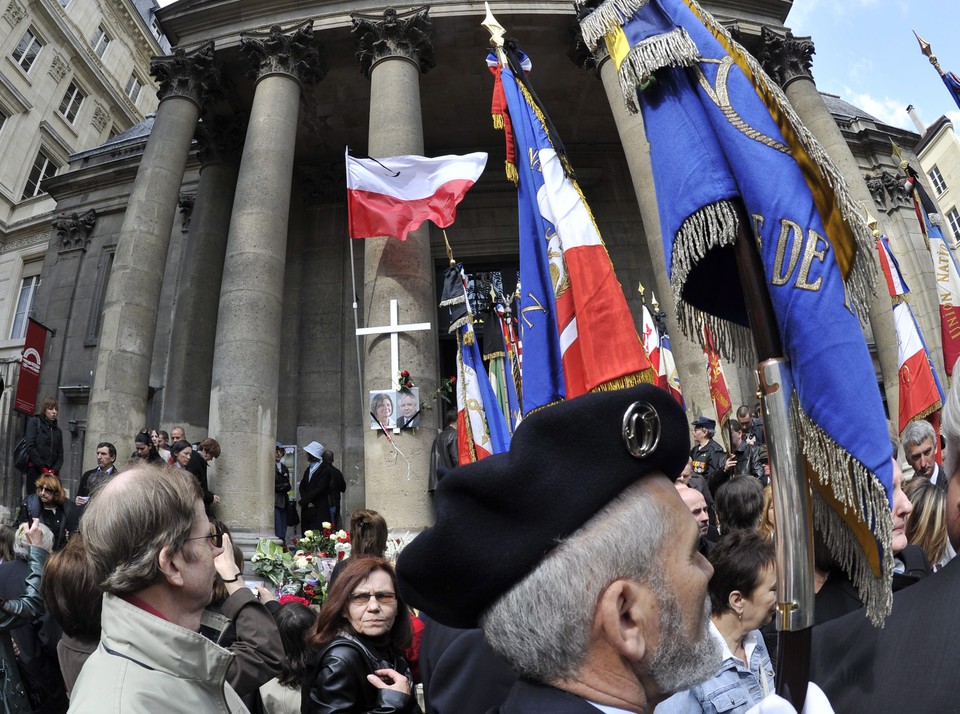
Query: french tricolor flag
346 149 487 241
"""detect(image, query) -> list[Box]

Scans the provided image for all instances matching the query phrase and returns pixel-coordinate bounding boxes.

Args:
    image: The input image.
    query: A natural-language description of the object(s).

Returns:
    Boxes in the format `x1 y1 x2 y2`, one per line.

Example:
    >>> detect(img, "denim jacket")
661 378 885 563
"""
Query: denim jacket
654 622 775 714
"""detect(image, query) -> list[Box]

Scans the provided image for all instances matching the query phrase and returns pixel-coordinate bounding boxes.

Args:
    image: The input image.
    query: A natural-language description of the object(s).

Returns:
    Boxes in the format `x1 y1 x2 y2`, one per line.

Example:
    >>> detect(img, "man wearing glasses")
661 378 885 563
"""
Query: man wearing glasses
68 465 247 712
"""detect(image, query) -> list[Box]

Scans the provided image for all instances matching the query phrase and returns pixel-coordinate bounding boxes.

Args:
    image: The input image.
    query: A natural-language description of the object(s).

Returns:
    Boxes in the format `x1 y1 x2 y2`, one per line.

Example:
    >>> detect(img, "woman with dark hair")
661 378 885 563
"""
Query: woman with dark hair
303 557 419 714
259 602 317 713
23 396 63 484
171 439 217 511
657 530 776 714
17 474 73 550
133 430 165 466
42 535 102 696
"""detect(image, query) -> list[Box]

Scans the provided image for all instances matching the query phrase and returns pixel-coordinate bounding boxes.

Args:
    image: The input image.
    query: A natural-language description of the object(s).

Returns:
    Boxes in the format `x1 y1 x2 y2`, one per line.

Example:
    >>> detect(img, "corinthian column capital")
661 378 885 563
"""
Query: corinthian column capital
151 42 221 109
758 26 815 89
241 21 327 86
351 6 435 78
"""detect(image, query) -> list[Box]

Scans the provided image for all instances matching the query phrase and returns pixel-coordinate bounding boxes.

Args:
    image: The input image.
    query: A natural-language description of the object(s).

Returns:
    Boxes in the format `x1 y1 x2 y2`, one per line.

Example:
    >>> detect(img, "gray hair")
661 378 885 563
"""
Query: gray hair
943 372 960 482
481 480 669 682
901 419 936 451
13 522 54 558
82 464 202 595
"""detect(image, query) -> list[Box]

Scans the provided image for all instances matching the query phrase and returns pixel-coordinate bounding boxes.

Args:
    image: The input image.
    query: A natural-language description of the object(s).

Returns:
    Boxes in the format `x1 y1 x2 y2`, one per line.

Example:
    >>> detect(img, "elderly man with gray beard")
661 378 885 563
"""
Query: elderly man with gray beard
397 385 723 713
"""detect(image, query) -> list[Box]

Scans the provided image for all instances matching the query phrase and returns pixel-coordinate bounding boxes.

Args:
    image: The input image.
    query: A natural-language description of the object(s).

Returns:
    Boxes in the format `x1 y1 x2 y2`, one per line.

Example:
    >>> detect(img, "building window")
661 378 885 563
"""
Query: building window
57 0 69 6
92 26 110 58
12 30 43 73
151 17 163 42
930 166 948 195
21 150 57 200
10 273 40 340
948 207 960 244
58 82 84 124
125 74 142 103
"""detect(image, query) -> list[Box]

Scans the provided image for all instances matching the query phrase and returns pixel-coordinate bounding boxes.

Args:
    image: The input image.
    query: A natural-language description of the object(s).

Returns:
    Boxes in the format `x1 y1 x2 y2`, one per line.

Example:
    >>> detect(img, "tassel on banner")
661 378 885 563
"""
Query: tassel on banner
795 400 894 626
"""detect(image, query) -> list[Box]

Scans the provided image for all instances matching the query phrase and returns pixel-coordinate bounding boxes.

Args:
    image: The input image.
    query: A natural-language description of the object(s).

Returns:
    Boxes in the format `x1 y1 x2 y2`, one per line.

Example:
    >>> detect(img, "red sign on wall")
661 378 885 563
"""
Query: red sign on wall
15 319 47 415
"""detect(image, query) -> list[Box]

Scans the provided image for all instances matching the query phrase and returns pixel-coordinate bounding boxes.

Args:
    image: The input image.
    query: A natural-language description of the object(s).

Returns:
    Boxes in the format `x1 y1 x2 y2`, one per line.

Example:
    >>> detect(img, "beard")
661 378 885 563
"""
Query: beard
646 590 722 695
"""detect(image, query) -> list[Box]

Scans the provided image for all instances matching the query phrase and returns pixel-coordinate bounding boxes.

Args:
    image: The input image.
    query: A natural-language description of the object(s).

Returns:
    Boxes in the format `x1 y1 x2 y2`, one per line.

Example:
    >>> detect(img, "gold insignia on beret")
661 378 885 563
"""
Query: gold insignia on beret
622 401 660 458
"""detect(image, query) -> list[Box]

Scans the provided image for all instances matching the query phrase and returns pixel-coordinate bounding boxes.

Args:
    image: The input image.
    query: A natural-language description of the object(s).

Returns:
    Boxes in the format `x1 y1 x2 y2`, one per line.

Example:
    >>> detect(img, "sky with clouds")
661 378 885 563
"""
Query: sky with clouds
786 0 960 132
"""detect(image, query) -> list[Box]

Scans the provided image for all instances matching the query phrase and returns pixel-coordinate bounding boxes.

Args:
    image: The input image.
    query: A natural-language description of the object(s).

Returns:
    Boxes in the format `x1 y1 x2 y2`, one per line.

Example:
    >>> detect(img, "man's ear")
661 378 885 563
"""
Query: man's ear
596 579 657 662
158 544 185 587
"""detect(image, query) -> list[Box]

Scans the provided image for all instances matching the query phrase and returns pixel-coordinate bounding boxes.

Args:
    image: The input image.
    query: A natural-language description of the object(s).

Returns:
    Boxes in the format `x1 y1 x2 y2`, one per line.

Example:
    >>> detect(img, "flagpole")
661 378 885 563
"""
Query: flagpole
732 202 814 710
915 31 948 80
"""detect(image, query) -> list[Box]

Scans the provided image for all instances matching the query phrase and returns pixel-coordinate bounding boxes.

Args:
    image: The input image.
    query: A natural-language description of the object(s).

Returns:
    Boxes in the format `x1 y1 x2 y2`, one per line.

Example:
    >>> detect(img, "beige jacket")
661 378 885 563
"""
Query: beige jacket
68 593 248 713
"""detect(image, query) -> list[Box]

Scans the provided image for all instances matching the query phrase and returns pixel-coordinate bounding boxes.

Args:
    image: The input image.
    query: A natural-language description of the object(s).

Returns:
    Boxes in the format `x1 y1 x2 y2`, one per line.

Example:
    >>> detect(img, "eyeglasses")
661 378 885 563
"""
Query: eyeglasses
185 521 224 549
348 591 397 606
37 486 57 494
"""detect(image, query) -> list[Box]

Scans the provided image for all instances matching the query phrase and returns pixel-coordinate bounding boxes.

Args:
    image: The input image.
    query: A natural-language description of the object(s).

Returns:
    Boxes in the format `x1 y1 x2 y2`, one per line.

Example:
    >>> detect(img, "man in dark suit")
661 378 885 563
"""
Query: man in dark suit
68 441 117 533
812 381 960 712
901 419 945 490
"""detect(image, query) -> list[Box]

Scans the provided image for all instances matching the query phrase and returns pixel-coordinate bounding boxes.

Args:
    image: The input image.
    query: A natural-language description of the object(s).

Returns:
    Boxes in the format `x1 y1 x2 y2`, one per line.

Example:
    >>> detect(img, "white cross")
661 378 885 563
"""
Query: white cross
356 299 432 433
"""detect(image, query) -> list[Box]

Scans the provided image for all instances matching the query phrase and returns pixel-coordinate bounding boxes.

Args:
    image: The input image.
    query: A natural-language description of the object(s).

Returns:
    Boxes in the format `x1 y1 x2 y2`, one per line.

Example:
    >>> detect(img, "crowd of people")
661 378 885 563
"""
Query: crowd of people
1 379 957 713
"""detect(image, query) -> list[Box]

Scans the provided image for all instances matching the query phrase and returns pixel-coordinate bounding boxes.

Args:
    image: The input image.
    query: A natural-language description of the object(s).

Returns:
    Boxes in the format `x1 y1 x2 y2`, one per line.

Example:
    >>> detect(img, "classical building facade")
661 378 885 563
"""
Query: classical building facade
15 0 941 533
0 0 166 512
911 112 960 246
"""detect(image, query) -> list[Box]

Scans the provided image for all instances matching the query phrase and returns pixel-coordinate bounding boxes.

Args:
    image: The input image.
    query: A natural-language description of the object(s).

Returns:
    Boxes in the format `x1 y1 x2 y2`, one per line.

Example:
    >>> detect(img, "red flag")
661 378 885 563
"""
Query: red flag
15 319 47 415
703 323 732 428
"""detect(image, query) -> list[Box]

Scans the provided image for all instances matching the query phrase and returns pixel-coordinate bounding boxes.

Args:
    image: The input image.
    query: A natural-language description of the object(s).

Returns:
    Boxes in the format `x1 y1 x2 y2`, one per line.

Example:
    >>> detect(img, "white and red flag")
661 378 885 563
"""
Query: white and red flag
346 149 487 241
640 303 661 381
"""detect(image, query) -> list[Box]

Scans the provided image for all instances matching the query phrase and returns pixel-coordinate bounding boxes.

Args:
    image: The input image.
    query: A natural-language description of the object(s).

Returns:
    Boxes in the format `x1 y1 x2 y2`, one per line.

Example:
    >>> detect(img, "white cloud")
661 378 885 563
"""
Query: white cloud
847 57 876 84
842 89 914 130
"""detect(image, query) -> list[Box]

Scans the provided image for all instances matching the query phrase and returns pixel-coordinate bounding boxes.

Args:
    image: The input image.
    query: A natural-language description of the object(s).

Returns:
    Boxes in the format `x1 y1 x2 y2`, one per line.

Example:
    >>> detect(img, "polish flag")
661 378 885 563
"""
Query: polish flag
346 150 487 241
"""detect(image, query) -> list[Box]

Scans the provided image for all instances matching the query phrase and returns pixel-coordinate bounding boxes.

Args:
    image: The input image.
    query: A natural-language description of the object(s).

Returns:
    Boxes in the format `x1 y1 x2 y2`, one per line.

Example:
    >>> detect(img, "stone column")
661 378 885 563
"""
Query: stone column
163 117 245 438
759 28 900 417
352 7 437 530
208 23 324 531
586 47 717 420
85 44 219 462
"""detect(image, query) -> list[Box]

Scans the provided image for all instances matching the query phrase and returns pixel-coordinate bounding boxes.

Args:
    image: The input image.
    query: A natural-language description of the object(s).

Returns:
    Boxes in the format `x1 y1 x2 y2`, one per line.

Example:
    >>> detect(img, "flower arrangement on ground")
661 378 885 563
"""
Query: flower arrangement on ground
251 523 351 606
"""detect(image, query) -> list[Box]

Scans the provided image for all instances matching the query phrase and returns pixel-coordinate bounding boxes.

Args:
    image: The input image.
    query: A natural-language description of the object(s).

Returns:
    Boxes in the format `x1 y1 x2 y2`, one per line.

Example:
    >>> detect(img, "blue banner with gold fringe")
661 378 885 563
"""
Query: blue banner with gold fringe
579 0 894 623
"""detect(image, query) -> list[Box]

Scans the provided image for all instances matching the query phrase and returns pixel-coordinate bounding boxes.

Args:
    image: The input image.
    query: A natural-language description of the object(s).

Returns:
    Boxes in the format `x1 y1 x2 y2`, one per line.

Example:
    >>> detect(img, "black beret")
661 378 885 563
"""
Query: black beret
396 384 690 628
692 415 716 430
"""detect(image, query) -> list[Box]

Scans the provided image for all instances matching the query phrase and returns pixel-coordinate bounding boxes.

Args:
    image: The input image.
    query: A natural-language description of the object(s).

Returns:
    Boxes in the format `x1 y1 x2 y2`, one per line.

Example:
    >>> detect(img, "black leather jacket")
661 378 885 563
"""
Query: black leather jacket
303 634 419 714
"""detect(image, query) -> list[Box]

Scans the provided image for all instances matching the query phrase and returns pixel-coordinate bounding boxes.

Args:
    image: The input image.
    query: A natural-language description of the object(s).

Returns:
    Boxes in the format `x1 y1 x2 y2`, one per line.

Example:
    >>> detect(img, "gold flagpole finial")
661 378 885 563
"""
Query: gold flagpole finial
637 281 646 301
442 229 456 267
482 3 507 62
864 208 881 239
650 291 660 312
914 31 946 76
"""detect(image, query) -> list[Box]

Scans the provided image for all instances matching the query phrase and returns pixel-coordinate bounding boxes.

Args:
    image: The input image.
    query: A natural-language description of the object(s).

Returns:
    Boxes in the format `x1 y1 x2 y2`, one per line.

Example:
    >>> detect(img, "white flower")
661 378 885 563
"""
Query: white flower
321 522 332 529
336 530 348 540
295 556 309 569
303 530 315 538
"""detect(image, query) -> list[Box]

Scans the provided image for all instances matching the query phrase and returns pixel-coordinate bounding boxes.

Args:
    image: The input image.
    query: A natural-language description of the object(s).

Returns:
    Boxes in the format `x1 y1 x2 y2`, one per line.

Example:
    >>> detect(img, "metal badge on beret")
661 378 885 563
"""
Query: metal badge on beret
622 401 660 458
